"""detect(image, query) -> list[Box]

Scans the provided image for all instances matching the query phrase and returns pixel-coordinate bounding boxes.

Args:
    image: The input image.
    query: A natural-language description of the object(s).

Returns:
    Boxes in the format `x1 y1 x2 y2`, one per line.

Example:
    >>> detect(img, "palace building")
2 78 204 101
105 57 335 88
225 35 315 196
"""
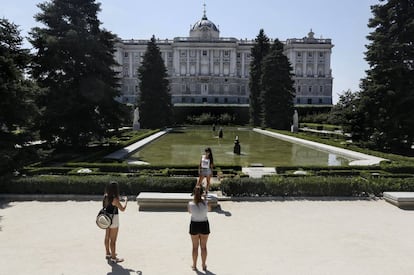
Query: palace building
114 10 333 107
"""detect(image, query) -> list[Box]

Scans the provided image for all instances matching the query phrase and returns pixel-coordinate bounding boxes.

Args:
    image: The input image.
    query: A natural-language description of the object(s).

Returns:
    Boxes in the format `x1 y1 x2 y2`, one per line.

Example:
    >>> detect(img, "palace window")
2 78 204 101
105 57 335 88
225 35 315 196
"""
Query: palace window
202 50 208 56
224 50 230 57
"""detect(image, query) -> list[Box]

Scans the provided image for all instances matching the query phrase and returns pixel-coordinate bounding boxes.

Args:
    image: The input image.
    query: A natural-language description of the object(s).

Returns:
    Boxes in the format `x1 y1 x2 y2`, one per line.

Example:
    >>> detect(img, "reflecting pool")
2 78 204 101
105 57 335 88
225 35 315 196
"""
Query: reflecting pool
128 127 353 166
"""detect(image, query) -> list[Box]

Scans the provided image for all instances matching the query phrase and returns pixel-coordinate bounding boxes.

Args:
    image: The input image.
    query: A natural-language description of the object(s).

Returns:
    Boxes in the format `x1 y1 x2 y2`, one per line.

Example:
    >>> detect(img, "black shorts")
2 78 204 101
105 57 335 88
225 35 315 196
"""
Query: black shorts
189 220 210 235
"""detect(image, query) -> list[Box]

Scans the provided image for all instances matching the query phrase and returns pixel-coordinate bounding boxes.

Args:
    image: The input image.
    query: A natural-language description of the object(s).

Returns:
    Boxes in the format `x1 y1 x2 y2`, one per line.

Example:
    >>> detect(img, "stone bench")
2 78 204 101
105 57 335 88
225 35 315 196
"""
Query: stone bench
136 192 218 211
383 192 414 209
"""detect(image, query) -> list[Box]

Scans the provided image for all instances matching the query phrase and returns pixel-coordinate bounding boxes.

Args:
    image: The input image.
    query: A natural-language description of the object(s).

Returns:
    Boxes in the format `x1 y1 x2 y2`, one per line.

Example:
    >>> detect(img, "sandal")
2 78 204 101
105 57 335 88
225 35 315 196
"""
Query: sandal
106 253 117 259
110 257 124 263
202 265 207 271
191 266 197 271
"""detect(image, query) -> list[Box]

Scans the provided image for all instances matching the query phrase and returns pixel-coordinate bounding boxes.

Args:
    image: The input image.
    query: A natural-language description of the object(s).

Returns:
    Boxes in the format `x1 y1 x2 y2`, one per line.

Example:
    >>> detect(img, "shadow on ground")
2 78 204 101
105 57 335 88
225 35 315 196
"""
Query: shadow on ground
213 205 232 216
193 268 217 275
106 261 143 275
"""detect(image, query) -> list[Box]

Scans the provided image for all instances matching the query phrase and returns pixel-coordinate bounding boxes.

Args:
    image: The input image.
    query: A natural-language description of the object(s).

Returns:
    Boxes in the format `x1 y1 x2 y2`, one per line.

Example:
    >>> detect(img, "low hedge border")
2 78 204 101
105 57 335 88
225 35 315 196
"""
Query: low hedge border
221 176 414 197
2 174 414 197
0 175 197 195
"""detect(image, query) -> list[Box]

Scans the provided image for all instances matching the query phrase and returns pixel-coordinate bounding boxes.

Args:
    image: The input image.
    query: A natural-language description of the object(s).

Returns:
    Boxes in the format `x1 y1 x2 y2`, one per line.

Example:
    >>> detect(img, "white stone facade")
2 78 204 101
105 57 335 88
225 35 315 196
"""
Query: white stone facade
114 13 333 106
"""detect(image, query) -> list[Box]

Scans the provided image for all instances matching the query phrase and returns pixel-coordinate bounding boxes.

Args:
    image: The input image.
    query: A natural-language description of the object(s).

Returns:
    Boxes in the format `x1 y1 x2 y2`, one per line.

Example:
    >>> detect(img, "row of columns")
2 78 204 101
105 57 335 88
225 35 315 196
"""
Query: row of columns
172 49 249 77
288 50 331 77
123 49 251 78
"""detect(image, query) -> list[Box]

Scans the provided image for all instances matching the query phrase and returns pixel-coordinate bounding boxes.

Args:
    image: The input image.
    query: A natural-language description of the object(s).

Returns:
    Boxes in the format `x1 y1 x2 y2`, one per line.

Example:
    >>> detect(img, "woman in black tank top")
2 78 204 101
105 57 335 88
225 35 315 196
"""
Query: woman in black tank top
103 181 127 263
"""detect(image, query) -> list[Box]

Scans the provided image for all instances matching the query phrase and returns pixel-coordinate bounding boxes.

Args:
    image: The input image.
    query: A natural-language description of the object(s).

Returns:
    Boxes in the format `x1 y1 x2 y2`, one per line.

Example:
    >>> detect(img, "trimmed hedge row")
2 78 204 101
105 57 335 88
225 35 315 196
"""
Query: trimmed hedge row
221 176 414 197
0 175 197 195
3 174 414 197
29 163 242 176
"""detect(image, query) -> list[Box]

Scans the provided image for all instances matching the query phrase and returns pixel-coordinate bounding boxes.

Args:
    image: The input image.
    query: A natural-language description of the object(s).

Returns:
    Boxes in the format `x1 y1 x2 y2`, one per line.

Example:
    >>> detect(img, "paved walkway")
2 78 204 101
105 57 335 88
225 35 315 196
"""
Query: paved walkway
1 198 414 274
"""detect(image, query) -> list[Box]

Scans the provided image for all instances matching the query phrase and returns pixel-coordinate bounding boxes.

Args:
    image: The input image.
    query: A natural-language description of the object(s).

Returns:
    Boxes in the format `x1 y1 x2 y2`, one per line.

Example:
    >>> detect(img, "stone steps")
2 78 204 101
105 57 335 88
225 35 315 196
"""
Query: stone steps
383 192 414 209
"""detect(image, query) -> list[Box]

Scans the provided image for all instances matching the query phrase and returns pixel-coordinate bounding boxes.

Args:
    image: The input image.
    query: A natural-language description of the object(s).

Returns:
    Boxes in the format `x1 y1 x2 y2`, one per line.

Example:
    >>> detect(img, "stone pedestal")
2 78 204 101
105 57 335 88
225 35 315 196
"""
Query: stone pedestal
133 123 140 131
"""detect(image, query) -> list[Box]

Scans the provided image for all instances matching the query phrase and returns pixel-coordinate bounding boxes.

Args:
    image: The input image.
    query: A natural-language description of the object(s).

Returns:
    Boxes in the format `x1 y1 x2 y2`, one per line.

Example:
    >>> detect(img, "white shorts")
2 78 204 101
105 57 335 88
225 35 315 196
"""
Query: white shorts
110 214 119 228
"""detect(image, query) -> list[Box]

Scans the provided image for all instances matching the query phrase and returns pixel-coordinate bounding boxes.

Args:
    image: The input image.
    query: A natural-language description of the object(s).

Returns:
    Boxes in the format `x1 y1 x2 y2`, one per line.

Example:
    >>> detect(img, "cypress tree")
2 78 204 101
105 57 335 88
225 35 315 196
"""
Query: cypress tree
138 36 172 129
30 0 127 146
260 39 295 129
249 29 270 126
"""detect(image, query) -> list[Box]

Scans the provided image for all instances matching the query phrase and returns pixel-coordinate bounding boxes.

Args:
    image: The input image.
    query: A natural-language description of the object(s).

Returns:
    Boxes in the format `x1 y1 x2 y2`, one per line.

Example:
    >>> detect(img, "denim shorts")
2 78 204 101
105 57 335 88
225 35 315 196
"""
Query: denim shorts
200 168 212 177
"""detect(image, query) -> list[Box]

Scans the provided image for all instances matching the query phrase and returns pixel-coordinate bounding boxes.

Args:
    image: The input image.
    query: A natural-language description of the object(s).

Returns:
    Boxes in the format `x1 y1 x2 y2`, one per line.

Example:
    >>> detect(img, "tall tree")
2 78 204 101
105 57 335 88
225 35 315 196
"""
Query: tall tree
260 39 295 129
249 29 270 126
138 36 172 129
357 0 414 152
30 0 127 146
329 90 366 140
0 18 39 174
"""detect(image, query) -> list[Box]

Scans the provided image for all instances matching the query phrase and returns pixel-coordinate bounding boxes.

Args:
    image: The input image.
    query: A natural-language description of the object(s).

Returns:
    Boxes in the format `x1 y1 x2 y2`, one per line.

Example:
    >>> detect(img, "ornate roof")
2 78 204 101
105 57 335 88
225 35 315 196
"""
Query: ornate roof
191 14 219 32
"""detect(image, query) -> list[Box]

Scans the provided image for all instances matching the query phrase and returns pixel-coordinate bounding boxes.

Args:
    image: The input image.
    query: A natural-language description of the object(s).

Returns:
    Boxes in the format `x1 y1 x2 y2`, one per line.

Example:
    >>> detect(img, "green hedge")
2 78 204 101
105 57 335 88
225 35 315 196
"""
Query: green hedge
0 175 197 195
221 176 414 197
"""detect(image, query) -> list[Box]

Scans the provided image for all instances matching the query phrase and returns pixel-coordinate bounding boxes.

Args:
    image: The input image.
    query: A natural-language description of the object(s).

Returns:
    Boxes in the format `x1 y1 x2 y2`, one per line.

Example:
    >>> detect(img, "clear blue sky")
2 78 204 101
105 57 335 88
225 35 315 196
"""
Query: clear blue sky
1 0 380 104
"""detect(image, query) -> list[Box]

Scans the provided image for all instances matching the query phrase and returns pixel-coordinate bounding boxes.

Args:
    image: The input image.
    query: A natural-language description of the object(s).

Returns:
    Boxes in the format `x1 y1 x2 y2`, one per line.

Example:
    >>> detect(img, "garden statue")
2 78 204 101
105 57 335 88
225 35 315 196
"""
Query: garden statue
133 107 140 130
233 135 241 155
218 127 223 138
291 110 299 133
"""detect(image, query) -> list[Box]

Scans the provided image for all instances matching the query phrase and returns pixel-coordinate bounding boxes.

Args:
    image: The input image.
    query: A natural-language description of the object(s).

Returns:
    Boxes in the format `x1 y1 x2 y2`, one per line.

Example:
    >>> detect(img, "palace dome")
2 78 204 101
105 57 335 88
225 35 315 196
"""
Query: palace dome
191 14 219 32
189 12 220 40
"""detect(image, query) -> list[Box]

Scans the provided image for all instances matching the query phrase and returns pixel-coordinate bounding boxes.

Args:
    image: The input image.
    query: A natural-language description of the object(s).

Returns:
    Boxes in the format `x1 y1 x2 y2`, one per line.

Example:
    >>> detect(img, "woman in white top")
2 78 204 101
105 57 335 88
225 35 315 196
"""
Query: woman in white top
196 147 214 194
188 186 210 271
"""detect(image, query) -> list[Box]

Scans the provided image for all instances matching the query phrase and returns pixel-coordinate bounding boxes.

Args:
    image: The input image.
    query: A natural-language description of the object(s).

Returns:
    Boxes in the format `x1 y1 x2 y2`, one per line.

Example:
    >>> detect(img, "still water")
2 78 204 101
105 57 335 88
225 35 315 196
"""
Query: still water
129 127 352 166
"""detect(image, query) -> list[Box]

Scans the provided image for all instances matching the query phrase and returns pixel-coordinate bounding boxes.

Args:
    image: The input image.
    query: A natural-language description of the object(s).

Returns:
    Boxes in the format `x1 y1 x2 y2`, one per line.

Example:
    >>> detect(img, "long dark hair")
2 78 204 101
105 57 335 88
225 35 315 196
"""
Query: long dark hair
193 186 205 205
104 181 120 207
205 147 214 165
